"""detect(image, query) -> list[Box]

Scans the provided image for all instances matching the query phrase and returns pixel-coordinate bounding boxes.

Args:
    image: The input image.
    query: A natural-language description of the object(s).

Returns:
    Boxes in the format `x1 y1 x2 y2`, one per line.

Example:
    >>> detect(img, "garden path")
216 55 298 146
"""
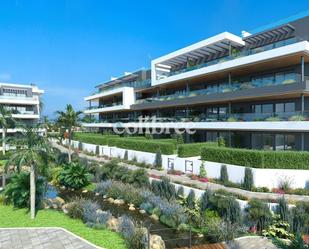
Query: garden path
51 141 309 203
0 228 102 249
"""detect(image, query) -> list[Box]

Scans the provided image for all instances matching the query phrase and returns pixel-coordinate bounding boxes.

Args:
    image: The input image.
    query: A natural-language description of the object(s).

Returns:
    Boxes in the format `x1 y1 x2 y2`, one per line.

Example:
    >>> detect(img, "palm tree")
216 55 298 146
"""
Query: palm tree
6 126 51 219
56 104 82 163
0 106 15 188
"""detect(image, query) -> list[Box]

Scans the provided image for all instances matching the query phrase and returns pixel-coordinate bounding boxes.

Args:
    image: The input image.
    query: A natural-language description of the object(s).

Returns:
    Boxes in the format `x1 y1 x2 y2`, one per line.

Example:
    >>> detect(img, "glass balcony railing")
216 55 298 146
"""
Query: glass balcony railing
94 111 309 124
86 101 123 110
136 73 305 104
157 37 302 80
0 94 38 100
91 79 151 95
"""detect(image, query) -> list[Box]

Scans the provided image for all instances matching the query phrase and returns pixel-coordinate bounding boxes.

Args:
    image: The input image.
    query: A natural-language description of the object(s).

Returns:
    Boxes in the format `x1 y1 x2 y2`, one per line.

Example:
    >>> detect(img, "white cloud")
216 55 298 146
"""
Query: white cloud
0 73 12 81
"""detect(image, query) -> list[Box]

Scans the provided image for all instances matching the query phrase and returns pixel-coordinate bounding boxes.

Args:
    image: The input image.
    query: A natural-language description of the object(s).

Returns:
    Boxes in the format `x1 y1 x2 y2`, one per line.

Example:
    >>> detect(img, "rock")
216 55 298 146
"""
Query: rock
107 197 114 203
106 217 119 231
82 189 88 193
150 235 165 249
95 192 100 196
114 199 125 205
55 197 65 206
150 214 159 221
52 204 58 209
129 206 136 211
103 195 107 199
139 209 146 214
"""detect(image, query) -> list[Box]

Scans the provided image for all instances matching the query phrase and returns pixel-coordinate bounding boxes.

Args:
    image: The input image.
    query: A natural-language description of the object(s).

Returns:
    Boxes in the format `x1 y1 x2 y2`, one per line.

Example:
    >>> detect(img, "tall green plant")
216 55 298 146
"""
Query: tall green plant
56 104 82 162
59 162 92 190
200 188 212 213
187 189 196 209
0 106 15 188
6 126 51 219
220 165 228 183
277 197 290 222
243 167 254 190
199 161 207 178
273 233 309 249
154 149 162 169
4 172 45 208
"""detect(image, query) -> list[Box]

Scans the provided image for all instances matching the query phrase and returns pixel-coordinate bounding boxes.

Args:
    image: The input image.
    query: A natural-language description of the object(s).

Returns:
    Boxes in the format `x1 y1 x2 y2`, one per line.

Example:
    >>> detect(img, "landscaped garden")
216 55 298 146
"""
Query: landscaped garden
1 104 309 249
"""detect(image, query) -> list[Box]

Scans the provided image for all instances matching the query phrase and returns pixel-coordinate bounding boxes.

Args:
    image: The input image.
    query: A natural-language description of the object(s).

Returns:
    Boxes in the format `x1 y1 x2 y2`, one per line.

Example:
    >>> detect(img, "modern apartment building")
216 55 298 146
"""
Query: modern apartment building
0 82 44 133
84 12 309 151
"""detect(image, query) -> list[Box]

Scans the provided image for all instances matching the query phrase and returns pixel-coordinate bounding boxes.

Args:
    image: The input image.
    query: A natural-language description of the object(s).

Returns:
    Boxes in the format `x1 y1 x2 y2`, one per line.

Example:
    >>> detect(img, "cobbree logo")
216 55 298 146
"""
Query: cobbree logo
112 116 196 135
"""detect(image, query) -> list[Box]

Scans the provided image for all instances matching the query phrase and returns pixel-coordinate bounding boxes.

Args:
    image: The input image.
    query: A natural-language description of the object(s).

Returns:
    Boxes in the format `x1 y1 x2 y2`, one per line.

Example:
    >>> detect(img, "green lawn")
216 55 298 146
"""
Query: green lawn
0 204 127 249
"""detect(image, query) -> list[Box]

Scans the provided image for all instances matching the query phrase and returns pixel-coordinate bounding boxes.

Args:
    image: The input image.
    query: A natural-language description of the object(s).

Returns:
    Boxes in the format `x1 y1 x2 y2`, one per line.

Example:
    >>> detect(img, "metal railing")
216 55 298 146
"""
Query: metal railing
157 37 302 79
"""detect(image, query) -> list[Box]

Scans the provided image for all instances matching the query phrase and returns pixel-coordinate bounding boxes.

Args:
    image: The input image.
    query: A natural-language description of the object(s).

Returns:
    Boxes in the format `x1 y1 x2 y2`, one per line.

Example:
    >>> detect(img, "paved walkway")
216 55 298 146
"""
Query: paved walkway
0 228 102 249
51 141 309 202
226 236 277 249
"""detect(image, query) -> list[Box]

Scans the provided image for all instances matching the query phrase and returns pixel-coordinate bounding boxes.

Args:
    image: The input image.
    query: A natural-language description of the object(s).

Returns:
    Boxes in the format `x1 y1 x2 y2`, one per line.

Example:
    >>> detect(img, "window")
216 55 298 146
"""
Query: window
252 133 274 150
262 104 273 113
285 102 295 113
275 103 284 113
185 160 193 173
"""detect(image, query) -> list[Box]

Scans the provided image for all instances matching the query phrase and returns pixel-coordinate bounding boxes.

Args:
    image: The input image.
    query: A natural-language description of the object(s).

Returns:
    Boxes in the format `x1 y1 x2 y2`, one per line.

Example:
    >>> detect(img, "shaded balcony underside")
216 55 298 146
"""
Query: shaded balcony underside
131 82 308 111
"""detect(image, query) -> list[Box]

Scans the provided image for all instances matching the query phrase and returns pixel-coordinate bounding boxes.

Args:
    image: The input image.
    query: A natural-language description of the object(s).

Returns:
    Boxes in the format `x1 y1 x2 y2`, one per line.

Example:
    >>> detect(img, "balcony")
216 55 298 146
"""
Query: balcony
83 111 309 133
136 73 305 105
0 94 39 105
84 102 126 114
156 37 300 80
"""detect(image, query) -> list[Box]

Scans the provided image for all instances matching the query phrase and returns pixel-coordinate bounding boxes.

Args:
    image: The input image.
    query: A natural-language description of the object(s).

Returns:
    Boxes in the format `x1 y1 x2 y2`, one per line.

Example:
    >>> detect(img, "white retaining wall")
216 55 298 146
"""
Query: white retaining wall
64 139 309 189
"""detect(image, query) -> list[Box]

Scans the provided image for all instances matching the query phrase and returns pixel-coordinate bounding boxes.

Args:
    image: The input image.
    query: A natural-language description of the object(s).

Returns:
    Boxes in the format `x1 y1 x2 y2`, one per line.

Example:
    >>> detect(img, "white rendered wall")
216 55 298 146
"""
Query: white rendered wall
67 139 309 189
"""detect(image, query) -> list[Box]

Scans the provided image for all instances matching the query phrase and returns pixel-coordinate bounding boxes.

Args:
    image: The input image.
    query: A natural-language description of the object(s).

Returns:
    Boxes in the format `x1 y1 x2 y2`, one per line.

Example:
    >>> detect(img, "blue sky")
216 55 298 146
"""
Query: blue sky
1 0 309 118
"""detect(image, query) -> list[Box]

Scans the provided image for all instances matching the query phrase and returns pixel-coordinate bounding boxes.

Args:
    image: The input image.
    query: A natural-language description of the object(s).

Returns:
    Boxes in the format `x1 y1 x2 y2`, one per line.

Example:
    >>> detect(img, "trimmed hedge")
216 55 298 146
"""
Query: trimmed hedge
73 133 118 145
178 142 218 158
201 147 309 169
107 137 175 155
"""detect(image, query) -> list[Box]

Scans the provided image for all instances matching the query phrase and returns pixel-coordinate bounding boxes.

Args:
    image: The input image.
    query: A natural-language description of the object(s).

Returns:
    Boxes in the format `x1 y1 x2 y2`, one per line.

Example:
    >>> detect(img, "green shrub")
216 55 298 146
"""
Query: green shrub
4 172 45 209
108 137 175 154
176 186 184 197
124 150 128 161
78 141 83 151
178 142 218 157
73 132 118 145
95 145 100 155
220 165 228 183
200 188 212 213
201 147 309 169
276 197 290 222
187 189 196 209
154 149 162 168
59 162 92 190
246 199 273 232
49 167 62 186
199 161 207 178
67 198 86 219
209 194 241 224
243 167 254 191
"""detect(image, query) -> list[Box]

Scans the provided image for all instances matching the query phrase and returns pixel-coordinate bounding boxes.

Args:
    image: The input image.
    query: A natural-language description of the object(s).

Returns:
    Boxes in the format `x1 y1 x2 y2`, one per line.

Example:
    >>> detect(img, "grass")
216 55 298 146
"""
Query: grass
0 204 127 249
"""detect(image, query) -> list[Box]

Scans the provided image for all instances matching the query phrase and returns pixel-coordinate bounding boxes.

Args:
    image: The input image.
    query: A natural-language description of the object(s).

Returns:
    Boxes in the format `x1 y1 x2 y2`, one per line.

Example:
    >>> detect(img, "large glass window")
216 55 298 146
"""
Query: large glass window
252 133 274 150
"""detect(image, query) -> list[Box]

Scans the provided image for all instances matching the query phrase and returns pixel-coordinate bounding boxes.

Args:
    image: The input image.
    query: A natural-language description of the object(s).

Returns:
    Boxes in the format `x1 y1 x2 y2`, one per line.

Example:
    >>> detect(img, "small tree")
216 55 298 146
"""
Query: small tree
78 141 83 151
220 165 229 184
243 167 254 190
200 188 212 213
56 104 82 163
95 145 100 155
177 186 184 197
124 150 128 161
199 161 207 178
154 149 162 169
277 197 290 222
187 189 196 209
